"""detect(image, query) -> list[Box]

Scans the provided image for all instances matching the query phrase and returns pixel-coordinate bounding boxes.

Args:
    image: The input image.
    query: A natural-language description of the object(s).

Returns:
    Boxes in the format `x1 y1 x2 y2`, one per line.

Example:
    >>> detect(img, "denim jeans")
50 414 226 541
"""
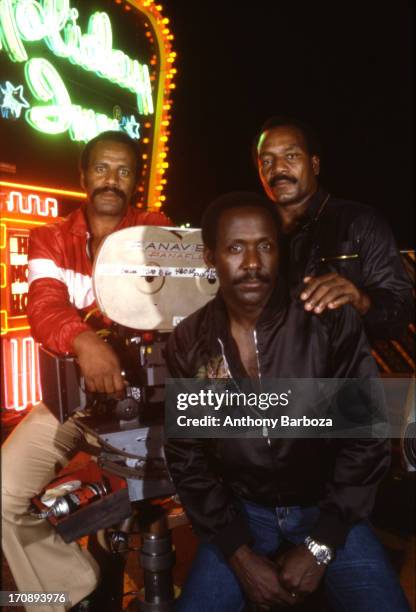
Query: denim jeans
176 500 410 612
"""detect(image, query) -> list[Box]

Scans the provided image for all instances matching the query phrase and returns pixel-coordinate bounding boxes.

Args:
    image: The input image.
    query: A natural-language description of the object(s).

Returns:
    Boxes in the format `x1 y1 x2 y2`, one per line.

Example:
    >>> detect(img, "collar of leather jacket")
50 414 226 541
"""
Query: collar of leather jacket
297 187 330 231
209 279 290 377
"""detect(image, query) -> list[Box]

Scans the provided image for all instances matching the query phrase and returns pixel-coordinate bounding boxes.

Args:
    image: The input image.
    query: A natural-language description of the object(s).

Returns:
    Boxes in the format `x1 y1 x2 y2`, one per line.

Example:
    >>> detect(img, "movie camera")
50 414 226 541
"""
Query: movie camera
39 225 218 505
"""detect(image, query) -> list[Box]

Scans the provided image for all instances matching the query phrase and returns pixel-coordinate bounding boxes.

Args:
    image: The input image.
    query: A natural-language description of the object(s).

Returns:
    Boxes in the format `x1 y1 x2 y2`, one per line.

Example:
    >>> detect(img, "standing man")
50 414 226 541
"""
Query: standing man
254 116 413 340
165 192 410 611
1 131 171 612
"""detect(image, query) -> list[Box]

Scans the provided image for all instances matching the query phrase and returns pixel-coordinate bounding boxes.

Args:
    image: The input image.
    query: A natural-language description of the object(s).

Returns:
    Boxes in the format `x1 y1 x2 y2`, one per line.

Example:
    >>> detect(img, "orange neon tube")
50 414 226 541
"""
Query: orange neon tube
0 181 86 199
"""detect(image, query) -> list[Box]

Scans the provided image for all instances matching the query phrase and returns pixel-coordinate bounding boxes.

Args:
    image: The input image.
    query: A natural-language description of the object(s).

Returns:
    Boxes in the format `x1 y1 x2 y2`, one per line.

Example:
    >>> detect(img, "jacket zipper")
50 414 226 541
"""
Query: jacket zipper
217 334 271 445
253 330 271 445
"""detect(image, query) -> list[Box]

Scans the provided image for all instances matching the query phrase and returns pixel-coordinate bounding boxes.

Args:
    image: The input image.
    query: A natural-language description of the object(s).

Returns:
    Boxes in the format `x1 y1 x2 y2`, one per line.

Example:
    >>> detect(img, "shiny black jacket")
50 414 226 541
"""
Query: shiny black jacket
165 287 390 558
285 189 413 340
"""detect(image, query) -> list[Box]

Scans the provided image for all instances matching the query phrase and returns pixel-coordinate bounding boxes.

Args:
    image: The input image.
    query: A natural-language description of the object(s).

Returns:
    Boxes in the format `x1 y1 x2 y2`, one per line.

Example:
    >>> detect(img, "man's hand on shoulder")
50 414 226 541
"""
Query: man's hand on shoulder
276 544 327 599
301 274 371 316
73 330 125 396
229 545 296 607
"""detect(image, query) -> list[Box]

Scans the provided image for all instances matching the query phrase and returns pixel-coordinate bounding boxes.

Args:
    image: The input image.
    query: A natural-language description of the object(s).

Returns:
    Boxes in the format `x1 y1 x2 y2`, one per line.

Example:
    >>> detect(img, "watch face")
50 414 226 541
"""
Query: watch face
317 550 327 562
305 537 333 564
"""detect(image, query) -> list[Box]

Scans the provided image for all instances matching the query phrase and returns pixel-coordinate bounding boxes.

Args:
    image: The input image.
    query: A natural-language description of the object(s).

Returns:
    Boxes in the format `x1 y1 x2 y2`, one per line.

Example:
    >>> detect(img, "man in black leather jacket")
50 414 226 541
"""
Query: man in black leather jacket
254 116 413 340
165 193 410 611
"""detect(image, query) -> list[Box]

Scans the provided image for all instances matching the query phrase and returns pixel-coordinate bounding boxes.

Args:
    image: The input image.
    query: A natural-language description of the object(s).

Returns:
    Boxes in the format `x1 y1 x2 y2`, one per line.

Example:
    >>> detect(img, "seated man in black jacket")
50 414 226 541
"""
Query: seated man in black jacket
254 116 413 341
165 193 410 611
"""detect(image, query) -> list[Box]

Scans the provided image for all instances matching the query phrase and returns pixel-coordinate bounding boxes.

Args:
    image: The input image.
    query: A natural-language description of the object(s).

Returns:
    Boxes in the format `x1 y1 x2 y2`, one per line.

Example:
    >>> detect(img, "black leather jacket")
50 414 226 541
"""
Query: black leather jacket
165 287 390 558
284 189 413 340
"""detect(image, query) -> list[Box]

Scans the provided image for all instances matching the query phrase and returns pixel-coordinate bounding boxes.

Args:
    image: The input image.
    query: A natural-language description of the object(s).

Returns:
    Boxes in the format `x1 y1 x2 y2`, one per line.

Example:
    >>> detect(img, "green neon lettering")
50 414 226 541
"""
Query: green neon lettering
0 0 28 62
15 0 45 41
25 57 71 134
108 49 127 83
0 1 154 115
140 63 154 115
88 11 112 74
23 57 123 142
69 105 119 142
44 0 72 58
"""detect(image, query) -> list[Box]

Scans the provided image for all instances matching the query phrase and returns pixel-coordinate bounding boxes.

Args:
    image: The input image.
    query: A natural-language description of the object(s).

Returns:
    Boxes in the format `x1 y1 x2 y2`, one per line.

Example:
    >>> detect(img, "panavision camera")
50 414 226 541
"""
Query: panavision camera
39 225 218 501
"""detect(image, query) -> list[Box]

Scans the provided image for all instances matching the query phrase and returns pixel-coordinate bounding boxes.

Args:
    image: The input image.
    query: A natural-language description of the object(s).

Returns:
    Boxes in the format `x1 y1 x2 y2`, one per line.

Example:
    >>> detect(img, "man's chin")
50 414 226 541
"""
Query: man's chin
270 188 299 206
236 287 271 306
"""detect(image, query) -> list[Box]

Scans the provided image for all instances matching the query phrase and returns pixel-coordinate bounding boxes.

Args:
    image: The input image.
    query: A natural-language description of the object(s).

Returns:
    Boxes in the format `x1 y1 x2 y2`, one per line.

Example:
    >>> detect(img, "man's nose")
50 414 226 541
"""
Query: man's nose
273 155 289 174
243 247 261 269
105 169 119 186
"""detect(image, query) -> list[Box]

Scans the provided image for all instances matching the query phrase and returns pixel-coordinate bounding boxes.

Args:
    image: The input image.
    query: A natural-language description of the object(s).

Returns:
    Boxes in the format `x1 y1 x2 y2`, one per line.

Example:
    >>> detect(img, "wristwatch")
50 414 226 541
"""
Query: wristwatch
304 536 334 565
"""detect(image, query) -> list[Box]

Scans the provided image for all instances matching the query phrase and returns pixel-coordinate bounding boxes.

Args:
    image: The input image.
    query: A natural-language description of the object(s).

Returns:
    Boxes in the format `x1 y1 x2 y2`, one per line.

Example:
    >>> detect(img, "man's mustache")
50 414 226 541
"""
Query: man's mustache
234 271 271 285
270 174 297 188
92 186 127 203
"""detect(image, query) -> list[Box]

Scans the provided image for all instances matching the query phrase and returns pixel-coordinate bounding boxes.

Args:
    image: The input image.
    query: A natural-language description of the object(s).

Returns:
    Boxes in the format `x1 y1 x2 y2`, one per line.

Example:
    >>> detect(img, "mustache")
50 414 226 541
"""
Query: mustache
270 174 297 188
91 186 127 203
233 270 271 285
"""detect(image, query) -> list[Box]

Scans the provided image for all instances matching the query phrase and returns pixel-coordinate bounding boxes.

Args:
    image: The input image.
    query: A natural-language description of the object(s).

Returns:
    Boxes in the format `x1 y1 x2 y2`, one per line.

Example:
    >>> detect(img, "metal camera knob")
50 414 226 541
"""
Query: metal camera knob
114 397 140 420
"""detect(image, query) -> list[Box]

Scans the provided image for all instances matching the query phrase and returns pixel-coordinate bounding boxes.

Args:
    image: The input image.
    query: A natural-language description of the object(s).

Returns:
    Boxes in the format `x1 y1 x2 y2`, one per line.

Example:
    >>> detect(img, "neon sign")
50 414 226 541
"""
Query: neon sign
0 0 154 141
2 336 42 410
0 0 154 113
1 0 176 212
24 57 122 139
0 80 29 118
0 181 83 340
4 190 58 217
0 181 83 412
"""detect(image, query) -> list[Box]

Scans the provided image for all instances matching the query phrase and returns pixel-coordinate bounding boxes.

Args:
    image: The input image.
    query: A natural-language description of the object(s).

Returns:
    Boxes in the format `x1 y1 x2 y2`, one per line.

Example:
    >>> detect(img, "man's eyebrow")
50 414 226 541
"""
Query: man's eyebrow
259 143 302 156
278 143 303 152
226 235 276 242
256 235 277 242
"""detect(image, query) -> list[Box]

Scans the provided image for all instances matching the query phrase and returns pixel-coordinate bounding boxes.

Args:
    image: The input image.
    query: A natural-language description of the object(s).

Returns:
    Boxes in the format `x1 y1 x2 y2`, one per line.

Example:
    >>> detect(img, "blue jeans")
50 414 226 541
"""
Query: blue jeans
176 500 410 612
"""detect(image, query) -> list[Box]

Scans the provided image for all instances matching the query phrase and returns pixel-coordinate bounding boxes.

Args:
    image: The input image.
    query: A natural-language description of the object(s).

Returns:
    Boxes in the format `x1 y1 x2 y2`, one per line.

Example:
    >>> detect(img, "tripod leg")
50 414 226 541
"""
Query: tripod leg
87 530 126 611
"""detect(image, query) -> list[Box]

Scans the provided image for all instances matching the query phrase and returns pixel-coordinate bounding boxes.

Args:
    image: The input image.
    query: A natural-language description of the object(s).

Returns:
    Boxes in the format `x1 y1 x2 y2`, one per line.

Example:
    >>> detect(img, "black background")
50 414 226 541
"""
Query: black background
0 0 414 246
162 0 414 246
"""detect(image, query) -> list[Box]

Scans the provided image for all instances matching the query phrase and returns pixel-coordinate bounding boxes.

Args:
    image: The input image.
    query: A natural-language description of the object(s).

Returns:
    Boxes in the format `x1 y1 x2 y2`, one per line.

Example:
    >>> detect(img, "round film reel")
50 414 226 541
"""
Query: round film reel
93 225 216 330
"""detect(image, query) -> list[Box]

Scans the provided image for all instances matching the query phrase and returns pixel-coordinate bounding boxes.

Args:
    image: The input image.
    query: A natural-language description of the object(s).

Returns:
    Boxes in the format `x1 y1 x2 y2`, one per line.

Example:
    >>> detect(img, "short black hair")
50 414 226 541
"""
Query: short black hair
80 130 142 179
252 115 321 165
201 191 281 251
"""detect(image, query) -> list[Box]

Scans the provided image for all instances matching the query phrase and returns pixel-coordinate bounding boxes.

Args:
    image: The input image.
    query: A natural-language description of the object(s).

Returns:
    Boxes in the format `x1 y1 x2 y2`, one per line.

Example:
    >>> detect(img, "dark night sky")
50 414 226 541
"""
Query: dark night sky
162 0 414 247
0 1 413 246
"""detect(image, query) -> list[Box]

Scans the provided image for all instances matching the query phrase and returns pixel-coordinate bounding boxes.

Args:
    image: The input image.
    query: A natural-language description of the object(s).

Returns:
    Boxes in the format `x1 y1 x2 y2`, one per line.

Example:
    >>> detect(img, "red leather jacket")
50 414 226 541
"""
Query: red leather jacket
27 205 171 354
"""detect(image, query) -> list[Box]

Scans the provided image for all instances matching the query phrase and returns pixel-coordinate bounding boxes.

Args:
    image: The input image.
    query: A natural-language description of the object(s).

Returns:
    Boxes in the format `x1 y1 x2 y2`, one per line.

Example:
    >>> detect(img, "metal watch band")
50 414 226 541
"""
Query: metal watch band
304 536 334 565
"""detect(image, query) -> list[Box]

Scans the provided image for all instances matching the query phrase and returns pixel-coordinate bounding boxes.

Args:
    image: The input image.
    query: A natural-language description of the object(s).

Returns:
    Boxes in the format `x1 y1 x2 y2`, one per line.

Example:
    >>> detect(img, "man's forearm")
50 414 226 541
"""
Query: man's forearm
363 287 414 339
73 330 124 394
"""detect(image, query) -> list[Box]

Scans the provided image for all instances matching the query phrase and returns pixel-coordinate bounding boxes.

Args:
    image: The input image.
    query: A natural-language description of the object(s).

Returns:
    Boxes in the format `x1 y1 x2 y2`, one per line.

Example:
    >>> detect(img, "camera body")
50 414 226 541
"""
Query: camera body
39 225 218 501
39 329 175 502
38 326 169 423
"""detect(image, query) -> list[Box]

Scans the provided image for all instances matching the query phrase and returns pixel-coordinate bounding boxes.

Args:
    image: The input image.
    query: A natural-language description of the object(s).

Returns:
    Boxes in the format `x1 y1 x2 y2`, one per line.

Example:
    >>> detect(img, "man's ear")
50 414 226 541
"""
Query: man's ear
203 246 215 268
312 155 320 176
80 171 86 191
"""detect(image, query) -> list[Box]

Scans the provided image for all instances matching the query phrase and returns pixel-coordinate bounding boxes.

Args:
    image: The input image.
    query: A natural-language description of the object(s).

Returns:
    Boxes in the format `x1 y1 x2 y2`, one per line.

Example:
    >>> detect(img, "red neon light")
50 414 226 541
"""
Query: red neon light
1 217 47 226
0 224 6 249
0 263 6 289
0 181 86 199
5 191 59 218
2 336 42 410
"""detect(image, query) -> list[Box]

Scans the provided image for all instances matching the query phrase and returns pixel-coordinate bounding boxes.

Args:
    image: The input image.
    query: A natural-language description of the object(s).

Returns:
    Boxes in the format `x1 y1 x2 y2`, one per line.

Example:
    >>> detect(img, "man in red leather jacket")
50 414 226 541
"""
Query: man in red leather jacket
1 131 171 612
